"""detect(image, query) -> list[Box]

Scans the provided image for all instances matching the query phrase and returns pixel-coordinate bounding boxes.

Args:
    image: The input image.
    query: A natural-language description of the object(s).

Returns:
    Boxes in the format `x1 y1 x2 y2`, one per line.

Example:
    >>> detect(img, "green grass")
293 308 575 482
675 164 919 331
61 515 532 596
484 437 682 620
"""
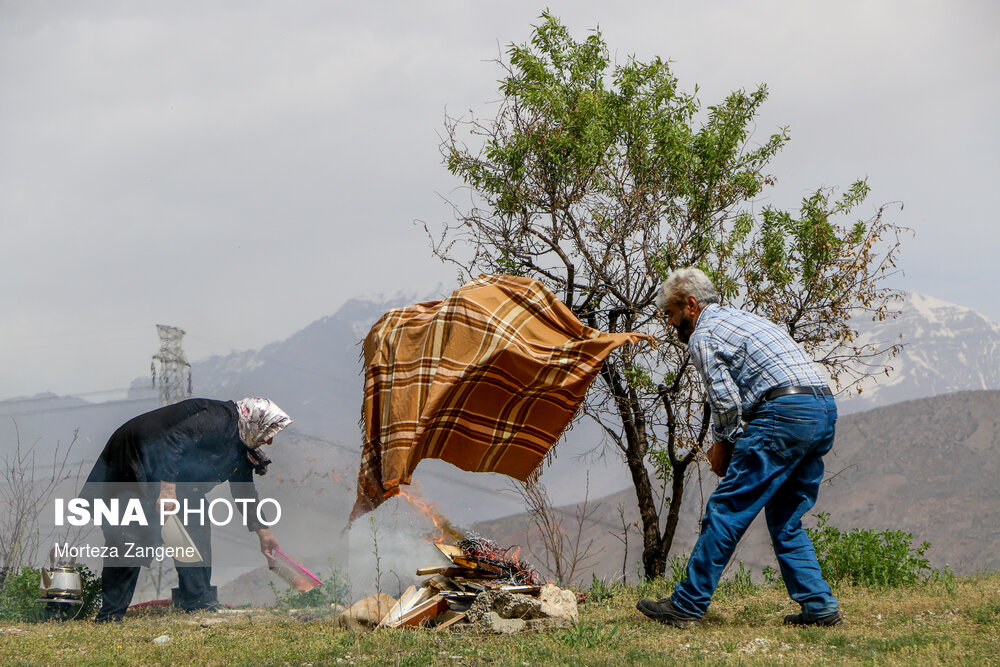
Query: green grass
1 571 998 665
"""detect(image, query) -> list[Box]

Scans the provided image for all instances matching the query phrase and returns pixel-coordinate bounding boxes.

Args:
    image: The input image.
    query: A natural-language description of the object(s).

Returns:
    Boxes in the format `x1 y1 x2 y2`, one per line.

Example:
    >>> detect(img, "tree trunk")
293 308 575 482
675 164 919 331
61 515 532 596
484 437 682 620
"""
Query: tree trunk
657 460 689 568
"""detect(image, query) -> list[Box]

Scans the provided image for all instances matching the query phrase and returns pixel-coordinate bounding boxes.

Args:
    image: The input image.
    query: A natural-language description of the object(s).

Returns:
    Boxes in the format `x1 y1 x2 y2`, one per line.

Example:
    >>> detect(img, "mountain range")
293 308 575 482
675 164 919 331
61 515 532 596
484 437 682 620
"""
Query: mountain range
2 288 999 602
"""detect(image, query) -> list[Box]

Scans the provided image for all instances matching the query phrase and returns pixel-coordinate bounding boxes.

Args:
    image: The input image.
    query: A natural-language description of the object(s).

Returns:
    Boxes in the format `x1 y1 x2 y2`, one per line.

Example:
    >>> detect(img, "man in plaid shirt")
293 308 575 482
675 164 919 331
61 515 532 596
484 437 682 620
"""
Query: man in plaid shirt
637 267 843 628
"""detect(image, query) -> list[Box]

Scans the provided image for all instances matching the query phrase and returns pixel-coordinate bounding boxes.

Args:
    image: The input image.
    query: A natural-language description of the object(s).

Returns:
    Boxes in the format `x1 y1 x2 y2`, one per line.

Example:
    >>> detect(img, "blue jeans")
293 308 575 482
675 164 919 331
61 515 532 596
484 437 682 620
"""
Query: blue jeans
670 392 839 619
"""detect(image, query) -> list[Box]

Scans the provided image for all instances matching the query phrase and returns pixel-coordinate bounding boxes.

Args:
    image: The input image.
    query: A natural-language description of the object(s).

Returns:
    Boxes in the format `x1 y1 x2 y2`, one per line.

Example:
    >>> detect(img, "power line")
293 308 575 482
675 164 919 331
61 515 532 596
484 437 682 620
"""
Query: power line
0 395 158 418
0 387 156 405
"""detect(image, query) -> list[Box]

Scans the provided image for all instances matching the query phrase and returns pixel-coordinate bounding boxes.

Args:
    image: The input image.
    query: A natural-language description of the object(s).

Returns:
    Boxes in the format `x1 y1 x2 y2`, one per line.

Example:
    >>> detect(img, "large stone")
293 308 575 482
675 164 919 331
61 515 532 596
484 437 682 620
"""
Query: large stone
539 583 579 624
333 593 396 631
466 587 578 632
467 589 544 624
474 611 526 634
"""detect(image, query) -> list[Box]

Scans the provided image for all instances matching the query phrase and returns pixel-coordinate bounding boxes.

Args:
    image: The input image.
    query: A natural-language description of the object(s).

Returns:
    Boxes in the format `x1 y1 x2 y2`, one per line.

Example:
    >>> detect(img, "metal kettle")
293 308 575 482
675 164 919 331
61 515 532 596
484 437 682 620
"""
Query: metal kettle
39 565 83 599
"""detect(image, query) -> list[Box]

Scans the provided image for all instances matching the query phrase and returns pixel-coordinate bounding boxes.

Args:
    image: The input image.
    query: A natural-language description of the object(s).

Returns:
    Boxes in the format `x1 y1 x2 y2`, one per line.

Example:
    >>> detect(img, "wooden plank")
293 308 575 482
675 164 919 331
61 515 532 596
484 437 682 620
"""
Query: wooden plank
377 585 421 628
384 594 449 628
439 567 478 579
434 543 463 562
415 566 449 576
433 610 468 631
451 557 503 575
500 585 542 594
422 574 459 591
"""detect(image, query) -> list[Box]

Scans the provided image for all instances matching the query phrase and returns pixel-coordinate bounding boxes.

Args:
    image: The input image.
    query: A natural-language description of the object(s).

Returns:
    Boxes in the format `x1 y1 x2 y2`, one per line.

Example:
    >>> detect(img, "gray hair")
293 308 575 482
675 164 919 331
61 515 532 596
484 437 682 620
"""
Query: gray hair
654 267 721 312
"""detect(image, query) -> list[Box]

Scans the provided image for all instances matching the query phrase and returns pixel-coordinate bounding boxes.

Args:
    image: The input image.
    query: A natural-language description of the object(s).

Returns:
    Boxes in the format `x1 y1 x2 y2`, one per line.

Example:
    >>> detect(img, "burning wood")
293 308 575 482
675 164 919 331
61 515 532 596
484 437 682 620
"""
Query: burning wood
373 533 553 630
456 534 542 586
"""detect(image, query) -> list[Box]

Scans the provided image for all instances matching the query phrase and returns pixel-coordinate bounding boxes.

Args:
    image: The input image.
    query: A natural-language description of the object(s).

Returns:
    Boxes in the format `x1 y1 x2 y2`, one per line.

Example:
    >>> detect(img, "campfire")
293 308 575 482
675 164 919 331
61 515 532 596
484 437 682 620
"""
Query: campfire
334 491 578 632
374 533 554 630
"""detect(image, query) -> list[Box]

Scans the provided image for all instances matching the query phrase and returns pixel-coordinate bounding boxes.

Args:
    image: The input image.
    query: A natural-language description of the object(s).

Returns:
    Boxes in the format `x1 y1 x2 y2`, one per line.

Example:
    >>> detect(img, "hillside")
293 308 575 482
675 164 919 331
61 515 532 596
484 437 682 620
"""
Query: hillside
4 289 1000 601
3 572 998 665
474 390 1000 584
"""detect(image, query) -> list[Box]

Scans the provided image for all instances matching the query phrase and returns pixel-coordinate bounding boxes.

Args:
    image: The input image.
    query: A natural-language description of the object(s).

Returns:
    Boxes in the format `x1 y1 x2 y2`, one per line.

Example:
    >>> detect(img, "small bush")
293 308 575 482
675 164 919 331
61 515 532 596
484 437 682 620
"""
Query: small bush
966 601 1000 626
806 512 935 588
588 574 623 603
555 621 622 649
762 565 783 588
716 561 758 598
0 566 101 622
667 553 689 588
270 565 350 609
930 563 957 597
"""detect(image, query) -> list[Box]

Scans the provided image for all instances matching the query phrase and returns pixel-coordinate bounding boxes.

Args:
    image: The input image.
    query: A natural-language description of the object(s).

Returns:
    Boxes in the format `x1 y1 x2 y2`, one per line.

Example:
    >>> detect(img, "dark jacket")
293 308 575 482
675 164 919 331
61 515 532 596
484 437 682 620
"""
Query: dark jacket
82 398 267 531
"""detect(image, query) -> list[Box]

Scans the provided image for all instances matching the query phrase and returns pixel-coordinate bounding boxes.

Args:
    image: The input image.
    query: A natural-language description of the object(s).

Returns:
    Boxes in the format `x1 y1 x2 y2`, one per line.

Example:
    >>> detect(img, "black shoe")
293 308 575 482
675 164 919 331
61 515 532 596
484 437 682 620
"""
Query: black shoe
636 598 701 627
784 610 843 626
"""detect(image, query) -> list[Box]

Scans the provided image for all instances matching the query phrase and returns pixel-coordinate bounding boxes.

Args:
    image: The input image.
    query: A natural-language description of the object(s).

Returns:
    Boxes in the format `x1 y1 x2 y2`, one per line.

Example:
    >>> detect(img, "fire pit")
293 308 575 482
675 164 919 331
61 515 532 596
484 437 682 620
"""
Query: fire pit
370 533 575 631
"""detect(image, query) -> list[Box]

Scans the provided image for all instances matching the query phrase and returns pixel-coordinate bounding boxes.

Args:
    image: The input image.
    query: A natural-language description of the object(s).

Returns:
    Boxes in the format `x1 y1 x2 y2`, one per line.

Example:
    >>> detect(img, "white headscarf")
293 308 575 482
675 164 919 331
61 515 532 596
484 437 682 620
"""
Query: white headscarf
236 397 292 449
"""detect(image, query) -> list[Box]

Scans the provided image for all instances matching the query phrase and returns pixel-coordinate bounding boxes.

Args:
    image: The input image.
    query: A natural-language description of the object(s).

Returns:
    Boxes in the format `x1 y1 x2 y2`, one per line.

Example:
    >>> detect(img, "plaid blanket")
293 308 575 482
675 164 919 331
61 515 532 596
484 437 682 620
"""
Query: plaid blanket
349 274 655 523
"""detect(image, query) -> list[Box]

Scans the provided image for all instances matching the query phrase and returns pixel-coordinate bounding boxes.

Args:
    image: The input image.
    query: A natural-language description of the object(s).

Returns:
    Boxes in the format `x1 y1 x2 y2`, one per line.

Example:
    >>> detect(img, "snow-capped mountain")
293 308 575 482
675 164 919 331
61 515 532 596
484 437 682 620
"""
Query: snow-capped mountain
5 287 1000 597
842 292 1000 413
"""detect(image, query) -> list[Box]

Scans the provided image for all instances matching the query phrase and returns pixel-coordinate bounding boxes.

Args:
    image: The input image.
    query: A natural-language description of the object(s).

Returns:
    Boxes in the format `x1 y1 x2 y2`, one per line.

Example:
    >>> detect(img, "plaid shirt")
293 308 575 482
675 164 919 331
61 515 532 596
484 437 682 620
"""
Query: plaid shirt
688 303 828 442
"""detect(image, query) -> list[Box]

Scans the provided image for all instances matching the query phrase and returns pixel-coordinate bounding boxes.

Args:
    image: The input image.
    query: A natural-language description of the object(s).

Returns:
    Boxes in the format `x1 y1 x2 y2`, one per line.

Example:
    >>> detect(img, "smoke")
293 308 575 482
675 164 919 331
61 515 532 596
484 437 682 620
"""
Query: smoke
345 495 467 601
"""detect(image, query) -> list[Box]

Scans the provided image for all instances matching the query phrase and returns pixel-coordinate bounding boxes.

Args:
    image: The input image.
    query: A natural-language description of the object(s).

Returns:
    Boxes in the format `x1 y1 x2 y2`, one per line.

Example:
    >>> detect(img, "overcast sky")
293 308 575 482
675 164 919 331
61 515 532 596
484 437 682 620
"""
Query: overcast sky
1 0 997 402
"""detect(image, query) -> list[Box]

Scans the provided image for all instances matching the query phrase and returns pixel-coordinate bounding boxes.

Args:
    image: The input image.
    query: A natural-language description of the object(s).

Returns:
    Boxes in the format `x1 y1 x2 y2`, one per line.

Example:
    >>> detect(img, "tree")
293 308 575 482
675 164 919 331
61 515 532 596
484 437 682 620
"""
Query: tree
1 426 79 578
430 12 905 579
511 475 601 587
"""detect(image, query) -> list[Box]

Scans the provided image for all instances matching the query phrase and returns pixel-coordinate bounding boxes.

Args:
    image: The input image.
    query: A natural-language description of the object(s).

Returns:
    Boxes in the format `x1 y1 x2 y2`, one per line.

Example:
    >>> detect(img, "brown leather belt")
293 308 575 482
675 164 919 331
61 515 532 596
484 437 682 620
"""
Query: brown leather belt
747 385 832 421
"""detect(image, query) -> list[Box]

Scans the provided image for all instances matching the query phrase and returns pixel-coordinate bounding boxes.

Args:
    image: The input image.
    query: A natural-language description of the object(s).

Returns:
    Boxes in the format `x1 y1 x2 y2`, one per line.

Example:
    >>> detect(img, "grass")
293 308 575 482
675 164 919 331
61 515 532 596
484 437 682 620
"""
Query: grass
1 571 998 665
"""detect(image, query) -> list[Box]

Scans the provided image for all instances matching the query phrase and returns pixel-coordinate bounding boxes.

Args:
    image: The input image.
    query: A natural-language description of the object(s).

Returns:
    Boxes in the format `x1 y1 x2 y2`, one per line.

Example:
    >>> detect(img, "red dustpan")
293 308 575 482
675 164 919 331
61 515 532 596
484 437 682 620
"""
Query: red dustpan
269 548 322 593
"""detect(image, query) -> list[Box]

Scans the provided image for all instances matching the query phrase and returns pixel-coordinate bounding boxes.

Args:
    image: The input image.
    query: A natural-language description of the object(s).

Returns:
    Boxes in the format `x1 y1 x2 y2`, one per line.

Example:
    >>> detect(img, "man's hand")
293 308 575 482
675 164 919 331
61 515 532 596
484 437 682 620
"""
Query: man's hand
256 528 280 564
157 481 178 518
706 440 734 478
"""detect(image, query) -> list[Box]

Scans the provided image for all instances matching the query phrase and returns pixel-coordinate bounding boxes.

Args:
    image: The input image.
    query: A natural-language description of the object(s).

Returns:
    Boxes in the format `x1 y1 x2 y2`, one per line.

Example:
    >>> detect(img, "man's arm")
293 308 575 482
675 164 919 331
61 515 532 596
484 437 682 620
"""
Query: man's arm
689 331 743 442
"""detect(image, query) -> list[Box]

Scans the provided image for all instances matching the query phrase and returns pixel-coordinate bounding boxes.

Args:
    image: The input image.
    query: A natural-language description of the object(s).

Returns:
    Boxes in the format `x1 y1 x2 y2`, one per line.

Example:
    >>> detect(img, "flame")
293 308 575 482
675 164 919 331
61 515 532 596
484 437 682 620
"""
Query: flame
397 488 461 543
509 545 521 565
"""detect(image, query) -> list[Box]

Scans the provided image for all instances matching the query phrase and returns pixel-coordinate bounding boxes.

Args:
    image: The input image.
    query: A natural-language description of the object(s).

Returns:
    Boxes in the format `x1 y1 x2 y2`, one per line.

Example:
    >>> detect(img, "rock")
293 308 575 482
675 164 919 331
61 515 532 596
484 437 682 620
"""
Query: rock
475 611 526 634
333 593 396 631
539 583 579 624
526 617 570 631
467 589 544 624
153 635 171 644
465 588 575 633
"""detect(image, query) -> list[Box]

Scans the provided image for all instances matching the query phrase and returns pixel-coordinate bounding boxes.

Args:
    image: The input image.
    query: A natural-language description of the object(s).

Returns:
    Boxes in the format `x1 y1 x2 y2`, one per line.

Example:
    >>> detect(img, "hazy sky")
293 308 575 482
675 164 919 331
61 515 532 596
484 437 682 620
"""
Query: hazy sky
2 0 997 401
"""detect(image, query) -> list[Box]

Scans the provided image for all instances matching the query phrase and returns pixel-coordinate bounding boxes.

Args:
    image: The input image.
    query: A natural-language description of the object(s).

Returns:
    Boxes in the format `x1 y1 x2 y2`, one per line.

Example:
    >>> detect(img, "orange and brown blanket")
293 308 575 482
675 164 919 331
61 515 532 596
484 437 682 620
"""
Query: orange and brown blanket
349 274 654 523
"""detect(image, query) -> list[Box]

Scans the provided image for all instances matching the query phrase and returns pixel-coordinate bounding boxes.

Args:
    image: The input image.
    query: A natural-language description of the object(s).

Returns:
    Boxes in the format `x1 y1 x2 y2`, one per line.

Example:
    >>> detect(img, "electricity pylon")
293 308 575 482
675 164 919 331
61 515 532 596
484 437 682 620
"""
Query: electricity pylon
150 324 192 405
